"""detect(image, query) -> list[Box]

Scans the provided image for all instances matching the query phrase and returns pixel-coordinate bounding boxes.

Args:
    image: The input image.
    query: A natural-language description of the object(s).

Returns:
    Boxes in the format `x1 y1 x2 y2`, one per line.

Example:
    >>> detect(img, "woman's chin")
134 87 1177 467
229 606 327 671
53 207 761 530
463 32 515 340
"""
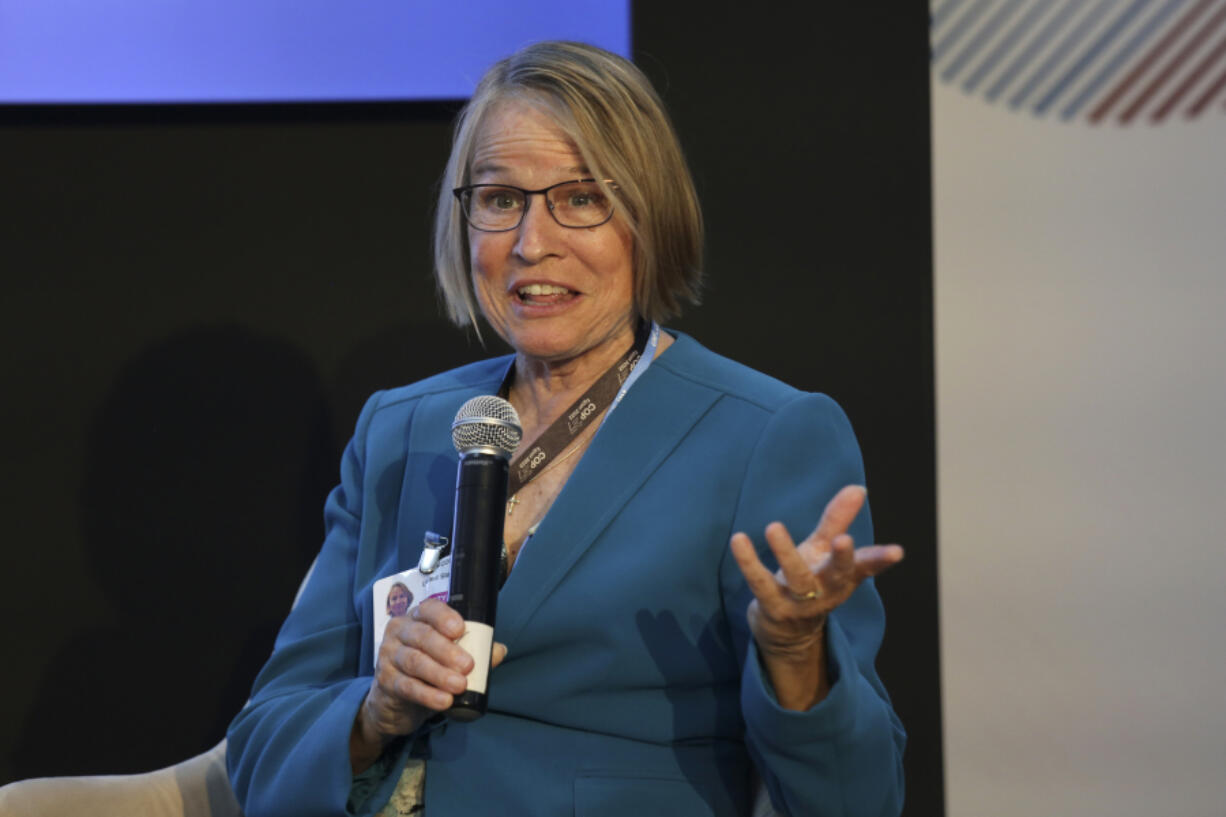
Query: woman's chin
512 338 585 364
498 322 580 359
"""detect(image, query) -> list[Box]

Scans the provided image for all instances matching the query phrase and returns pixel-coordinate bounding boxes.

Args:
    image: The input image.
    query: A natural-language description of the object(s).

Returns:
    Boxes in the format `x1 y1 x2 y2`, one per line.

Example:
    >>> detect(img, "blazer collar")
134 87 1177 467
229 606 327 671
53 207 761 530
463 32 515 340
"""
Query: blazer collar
493 334 720 649
395 359 511 571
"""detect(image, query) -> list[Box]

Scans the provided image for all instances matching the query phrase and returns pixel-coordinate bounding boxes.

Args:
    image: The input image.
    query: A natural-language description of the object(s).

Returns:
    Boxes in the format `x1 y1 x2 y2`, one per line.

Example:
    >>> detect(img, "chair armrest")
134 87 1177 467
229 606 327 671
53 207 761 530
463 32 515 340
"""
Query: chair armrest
0 740 241 817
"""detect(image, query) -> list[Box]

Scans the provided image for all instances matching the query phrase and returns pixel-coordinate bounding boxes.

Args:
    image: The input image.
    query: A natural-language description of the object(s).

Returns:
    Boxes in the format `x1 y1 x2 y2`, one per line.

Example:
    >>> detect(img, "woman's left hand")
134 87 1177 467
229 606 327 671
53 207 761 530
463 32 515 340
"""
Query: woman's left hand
729 484 903 710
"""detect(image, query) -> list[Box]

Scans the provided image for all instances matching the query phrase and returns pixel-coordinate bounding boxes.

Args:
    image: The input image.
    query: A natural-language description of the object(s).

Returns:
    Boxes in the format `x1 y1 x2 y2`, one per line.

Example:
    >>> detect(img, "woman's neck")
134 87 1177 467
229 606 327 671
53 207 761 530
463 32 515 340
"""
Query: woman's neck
509 334 634 435
507 325 673 438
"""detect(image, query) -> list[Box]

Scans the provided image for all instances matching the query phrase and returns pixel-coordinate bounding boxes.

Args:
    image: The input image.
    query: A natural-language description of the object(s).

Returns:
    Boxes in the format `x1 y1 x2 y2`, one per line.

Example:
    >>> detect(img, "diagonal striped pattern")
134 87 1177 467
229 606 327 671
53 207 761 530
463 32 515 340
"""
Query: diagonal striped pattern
932 0 1226 124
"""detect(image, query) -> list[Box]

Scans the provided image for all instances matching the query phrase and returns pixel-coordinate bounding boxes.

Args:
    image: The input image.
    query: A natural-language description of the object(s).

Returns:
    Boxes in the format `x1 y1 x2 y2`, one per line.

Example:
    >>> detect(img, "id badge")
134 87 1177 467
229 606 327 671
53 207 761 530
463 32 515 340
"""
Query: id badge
370 533 451 670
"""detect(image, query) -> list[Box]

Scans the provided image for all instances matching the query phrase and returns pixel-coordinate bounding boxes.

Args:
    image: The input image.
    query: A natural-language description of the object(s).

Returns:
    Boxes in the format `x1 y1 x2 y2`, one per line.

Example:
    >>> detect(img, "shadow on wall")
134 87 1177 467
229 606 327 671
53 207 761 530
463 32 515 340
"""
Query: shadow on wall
15 324 335 778
12 316 494 780
324 316 499 456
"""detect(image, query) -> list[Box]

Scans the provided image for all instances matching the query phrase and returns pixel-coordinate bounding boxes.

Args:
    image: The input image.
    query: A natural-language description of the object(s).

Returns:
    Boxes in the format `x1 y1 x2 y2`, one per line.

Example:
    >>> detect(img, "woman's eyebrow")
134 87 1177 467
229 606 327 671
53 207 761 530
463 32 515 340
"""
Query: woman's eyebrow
469 162 505 178
469 163 591 180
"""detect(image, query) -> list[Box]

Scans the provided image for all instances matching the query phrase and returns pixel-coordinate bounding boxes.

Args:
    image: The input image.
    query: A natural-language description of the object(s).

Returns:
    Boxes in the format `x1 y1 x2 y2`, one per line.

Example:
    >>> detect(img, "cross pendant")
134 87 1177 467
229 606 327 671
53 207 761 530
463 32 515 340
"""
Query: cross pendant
506 494 520 515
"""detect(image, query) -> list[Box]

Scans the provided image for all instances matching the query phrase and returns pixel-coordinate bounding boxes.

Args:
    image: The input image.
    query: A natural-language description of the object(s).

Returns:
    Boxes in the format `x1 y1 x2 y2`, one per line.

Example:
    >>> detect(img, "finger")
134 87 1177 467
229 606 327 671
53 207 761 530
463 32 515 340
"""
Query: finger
810 485 867 546
371 646 457 715
813 541 904 603
852 544 905 578
491 642 508 668
827 533 857 574
386 671 454 713
385 613 474 675
412 598 466 640
730 531 787 602
410 600 473 670
810 534 856 594
764 521 820 593
397 637 473 691
413 621 476 674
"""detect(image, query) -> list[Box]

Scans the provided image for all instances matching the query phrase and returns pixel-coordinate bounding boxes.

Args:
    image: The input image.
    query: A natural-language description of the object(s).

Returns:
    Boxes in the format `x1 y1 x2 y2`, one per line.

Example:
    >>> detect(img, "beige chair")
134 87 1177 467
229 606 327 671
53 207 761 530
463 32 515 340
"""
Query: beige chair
0 739 241 817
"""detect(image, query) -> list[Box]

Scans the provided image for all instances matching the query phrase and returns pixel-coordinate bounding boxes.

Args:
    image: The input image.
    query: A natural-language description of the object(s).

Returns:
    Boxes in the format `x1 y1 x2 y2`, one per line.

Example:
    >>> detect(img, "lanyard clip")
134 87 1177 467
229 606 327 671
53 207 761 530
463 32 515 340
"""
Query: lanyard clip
419 531 450 574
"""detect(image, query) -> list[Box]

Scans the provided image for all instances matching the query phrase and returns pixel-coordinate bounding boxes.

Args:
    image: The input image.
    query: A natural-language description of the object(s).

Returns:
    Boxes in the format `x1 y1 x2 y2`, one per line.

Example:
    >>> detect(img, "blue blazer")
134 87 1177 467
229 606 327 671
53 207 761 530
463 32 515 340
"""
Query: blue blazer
227 332 905 817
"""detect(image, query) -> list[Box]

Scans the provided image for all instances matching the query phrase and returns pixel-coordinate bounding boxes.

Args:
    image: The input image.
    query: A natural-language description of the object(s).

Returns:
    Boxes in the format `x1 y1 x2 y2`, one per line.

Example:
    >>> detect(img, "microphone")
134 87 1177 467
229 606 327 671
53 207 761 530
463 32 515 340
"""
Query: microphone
445 395 522 722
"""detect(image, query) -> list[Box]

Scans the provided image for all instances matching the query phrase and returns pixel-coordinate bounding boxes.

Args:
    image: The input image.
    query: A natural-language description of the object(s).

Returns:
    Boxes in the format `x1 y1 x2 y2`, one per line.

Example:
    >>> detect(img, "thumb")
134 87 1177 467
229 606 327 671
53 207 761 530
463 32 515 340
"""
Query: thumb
491 642 509 667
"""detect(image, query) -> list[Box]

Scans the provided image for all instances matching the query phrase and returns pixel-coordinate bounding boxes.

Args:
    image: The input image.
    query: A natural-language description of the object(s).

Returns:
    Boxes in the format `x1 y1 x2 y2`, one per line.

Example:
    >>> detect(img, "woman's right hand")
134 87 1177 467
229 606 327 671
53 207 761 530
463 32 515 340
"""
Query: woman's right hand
349 599 508 773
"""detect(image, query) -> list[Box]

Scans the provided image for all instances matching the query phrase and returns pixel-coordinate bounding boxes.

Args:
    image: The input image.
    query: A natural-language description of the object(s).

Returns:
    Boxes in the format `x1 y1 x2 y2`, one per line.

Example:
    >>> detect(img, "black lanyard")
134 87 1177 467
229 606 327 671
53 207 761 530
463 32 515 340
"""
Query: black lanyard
500 321 650 496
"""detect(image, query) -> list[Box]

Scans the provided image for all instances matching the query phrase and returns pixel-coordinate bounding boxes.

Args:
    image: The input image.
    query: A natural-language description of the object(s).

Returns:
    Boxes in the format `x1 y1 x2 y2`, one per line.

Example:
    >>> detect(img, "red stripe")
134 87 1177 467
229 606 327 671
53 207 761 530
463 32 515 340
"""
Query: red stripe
1185 63 1226 116
1151 30 1226 121
1119 1 1226 124
1089 0 1215 124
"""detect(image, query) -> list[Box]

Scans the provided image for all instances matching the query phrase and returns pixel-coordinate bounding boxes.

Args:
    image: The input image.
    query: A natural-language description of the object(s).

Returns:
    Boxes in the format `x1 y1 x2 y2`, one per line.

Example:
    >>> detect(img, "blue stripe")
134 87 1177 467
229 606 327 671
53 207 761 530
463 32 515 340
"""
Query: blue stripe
1058 0 1188 119
1035 0 1157 116
987 0 1082 102
943 0 1027 82
933 0 995 65
1008 0 1115 109
965 0 1057 92
932 0 967 32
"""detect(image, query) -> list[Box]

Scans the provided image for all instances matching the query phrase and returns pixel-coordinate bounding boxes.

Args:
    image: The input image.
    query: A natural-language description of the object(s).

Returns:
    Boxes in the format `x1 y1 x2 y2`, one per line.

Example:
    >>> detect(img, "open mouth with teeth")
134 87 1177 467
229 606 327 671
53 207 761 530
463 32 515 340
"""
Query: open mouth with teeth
516 283 577 304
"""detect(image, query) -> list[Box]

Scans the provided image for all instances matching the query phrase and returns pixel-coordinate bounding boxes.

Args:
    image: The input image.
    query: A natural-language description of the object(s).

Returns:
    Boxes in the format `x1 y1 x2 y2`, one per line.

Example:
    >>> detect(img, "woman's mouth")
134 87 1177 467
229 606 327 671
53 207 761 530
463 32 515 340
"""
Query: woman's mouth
516 283 577 304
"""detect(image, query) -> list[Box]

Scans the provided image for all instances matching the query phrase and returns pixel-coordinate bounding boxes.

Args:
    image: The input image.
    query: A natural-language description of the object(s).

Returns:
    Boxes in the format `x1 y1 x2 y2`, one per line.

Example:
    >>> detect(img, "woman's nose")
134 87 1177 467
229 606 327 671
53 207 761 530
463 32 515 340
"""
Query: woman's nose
513 193 561 262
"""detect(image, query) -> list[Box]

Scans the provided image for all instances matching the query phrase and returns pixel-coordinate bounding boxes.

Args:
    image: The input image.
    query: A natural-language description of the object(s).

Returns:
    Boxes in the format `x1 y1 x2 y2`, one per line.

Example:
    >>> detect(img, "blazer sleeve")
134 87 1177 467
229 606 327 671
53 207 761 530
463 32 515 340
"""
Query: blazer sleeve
226 392 415 817
721 392 906 817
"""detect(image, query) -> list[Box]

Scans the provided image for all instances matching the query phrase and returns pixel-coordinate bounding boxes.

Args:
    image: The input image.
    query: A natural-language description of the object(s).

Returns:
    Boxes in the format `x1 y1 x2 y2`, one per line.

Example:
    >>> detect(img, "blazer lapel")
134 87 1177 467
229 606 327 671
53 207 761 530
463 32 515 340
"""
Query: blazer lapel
395 364 511 572
493 360 720 648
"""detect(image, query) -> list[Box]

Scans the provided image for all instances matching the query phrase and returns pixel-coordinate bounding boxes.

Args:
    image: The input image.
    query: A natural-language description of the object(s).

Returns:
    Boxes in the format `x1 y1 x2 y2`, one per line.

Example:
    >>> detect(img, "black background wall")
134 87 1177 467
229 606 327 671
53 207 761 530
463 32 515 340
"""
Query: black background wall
1 5 939 814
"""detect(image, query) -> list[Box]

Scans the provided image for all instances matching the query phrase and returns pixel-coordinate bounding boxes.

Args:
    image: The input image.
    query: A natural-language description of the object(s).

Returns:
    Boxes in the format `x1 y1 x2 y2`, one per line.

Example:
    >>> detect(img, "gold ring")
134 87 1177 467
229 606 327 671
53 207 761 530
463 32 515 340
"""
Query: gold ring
789 588 821 601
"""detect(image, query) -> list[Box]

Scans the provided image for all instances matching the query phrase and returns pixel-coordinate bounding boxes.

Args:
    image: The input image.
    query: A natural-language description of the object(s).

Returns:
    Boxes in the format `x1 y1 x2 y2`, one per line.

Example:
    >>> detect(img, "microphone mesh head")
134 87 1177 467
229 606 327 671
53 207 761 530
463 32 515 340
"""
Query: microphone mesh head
451 395 522 457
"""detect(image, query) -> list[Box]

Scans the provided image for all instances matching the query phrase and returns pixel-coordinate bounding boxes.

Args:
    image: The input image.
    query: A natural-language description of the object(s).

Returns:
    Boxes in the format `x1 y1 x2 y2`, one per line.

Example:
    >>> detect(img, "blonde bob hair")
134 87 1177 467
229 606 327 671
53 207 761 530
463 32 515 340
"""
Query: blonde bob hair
433 41 703 329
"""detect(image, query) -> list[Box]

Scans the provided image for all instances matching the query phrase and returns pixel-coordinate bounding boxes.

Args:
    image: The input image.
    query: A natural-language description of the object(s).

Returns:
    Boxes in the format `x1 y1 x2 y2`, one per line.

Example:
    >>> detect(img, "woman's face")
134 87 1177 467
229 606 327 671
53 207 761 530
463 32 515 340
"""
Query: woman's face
387 586 410 618
467 100 636 366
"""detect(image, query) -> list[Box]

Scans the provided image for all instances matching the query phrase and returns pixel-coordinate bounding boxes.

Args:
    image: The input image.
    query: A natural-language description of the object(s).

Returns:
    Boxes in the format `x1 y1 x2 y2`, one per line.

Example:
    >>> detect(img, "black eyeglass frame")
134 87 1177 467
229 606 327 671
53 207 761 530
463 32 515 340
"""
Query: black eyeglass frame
451 178 618 232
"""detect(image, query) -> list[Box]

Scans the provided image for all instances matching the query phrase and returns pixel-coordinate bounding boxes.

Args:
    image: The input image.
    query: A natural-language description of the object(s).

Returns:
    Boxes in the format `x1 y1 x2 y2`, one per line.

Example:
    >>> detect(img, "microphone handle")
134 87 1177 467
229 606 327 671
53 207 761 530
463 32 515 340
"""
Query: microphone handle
446 452 507 722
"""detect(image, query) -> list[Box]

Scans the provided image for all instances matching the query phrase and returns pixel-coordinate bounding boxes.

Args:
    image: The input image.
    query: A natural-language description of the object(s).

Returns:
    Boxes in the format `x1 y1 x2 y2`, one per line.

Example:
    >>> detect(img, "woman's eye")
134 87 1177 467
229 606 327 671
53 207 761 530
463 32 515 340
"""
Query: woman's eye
480 189 520 210
567 190 603 208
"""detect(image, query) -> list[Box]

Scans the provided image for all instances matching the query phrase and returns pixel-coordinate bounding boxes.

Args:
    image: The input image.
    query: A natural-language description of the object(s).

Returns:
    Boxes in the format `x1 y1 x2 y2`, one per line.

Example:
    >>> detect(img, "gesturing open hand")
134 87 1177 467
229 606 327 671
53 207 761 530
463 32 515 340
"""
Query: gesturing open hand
729 485 903 707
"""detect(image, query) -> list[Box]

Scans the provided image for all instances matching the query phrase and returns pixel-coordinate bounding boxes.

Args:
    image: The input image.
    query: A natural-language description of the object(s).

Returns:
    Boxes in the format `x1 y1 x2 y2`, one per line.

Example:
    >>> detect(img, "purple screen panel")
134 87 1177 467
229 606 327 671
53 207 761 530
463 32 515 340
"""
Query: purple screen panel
0 0 631 103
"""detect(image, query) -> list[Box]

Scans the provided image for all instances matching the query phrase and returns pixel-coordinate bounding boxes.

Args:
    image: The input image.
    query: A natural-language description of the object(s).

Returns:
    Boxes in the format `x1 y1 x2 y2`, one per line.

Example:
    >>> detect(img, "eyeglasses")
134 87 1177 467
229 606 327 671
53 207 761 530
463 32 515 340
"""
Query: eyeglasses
452 178 617 232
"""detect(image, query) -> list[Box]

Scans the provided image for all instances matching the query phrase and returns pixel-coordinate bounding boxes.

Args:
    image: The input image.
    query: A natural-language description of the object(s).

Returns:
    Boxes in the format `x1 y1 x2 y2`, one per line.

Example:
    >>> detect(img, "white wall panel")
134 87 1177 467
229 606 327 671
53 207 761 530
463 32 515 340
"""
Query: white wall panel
933 67 1226 817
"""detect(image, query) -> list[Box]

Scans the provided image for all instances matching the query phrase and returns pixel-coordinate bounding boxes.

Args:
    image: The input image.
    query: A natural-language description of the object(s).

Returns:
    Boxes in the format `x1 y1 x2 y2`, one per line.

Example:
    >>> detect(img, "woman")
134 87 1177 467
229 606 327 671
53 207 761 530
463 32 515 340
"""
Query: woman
227 41 905 817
